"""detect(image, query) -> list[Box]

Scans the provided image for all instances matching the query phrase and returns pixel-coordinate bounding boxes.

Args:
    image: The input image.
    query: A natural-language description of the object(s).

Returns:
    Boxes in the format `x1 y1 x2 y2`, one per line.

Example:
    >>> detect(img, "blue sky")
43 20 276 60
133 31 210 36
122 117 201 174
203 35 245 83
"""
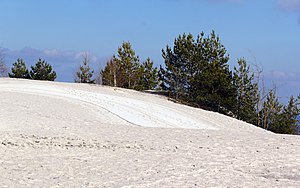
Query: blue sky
0 0 300 100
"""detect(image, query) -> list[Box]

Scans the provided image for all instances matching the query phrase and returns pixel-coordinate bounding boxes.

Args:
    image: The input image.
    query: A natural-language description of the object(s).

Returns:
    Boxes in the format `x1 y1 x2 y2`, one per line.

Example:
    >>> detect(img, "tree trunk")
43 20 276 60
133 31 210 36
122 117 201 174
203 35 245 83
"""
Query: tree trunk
113 71 117 87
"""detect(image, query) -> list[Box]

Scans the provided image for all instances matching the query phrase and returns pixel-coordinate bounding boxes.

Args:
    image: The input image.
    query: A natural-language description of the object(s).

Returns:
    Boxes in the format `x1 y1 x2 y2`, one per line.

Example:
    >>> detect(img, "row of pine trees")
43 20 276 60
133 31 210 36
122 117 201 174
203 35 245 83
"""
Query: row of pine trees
100 31 299 134
8 58 56 81
5 31 300 135
101 42 158 91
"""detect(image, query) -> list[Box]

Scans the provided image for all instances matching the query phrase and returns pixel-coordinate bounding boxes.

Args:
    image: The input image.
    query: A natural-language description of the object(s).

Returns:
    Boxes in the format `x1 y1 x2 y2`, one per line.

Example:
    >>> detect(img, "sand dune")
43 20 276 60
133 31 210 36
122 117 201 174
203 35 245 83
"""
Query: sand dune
0 78 299 187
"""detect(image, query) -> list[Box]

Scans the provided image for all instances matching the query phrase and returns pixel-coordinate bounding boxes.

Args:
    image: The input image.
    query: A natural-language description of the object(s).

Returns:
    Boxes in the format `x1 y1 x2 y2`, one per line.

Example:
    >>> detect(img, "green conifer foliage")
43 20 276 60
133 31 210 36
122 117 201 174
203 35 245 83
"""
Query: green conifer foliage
160 33 195 100
9 58 30 79
30 59 57 81
262 90 283 130
160 31 236 113
233 58 258 124
194 31 236 113
135 58 158 91
259 90 300 134
277 96 299 134
101 58 119 87
75 54 95 83
114 42 140 89
101 43 158 90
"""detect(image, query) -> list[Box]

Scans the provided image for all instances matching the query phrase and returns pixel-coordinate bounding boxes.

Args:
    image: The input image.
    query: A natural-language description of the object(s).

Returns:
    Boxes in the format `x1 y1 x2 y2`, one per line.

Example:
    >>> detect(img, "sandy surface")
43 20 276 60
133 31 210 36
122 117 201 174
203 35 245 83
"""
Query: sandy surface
0 78 299 187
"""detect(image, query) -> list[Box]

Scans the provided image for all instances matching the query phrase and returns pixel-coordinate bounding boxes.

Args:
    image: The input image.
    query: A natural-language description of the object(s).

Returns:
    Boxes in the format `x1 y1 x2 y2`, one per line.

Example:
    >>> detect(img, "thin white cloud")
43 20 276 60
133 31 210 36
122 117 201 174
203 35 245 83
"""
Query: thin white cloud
43 49 60 56
263 70 300 100
6 47 100 65
74 51 98 62
277 0 300 25
264 70 297 80
277 0 300 11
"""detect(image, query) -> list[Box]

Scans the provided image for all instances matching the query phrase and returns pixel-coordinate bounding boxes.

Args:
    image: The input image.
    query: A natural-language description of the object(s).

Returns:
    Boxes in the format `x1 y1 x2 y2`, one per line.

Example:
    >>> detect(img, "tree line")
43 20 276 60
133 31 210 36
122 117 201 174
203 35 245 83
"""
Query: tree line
1 31 299 134
0 56 56 81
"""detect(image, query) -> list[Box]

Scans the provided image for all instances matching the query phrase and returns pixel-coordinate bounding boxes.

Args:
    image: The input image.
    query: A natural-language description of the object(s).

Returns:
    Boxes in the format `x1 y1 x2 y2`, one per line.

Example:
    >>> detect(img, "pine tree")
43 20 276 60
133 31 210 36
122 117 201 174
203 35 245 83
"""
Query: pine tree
9 58 30 79
160 33 194 100
101 58 119 87
260 90 300 134
135 58 158 91
75 54 95 83
30 59 57 81
277 96 299 134
114 42 140 89
101 43 156 90
192 31 236 113
160 31 236 114
233 58 258 124
261 90 282 131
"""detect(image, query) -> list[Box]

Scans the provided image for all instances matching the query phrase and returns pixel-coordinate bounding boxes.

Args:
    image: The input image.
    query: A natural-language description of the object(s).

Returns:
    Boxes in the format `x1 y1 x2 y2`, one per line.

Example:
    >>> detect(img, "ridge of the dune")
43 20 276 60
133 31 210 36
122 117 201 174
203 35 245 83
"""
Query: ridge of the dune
2 78 299 187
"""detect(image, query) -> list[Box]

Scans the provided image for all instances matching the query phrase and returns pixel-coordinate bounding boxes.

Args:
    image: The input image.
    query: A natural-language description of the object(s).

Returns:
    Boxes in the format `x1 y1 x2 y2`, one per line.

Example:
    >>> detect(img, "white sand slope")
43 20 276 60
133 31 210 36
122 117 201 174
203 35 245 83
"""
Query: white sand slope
0 78 300 187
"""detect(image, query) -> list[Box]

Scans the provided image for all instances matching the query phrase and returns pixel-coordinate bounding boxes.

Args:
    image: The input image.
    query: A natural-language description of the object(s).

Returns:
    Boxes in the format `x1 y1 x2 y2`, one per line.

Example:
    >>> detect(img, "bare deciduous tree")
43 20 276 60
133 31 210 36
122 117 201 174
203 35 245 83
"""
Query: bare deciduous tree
0 47 8 77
